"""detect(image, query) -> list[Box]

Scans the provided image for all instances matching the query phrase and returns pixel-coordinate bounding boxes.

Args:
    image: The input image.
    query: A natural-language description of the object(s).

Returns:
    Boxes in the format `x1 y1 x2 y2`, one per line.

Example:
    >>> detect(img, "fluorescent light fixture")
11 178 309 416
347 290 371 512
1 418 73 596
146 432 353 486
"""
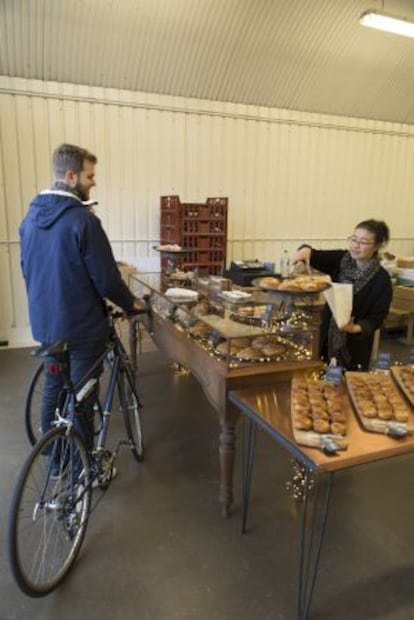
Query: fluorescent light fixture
360 10 414 38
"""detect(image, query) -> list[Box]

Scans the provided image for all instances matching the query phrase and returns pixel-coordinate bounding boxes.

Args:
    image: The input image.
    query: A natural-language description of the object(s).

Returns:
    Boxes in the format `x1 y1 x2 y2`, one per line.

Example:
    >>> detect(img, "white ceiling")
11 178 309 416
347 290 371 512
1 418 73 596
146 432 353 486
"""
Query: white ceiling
2 0 414 124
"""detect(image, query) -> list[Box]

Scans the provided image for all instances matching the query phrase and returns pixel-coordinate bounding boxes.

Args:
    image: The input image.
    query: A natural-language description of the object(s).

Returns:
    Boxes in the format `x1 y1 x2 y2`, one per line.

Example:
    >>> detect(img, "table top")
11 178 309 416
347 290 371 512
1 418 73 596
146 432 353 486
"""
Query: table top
229 383 414 473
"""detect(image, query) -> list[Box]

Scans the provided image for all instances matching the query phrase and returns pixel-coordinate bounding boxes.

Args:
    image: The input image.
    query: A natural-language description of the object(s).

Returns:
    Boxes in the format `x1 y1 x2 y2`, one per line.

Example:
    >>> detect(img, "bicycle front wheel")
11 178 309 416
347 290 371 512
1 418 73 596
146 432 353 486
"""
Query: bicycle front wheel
119 370 144 462
8 427 92 597
25 363 44 445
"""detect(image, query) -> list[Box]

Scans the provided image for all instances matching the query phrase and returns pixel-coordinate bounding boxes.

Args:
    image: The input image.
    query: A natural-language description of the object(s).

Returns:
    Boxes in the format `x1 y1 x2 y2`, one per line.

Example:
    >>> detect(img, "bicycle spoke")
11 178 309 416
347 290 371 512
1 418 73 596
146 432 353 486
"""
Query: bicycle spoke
8 428 91 596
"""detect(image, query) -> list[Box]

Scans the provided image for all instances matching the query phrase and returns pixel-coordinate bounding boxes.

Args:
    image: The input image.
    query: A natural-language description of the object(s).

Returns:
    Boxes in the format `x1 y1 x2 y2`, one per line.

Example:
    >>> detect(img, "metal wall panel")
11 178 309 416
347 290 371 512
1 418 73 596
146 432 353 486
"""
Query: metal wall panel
1 76 414 344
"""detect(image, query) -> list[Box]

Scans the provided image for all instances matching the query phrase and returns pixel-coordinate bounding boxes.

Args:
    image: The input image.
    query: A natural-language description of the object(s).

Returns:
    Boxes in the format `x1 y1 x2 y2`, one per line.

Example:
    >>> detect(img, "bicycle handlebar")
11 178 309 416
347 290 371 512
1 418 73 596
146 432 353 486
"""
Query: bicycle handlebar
107 295 153 332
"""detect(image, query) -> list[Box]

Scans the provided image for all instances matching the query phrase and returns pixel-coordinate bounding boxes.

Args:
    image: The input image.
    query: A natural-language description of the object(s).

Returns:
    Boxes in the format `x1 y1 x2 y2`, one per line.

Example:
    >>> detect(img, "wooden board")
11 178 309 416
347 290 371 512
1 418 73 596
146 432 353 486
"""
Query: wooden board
346 371 414 436
391 365 414 406
290 377 349 452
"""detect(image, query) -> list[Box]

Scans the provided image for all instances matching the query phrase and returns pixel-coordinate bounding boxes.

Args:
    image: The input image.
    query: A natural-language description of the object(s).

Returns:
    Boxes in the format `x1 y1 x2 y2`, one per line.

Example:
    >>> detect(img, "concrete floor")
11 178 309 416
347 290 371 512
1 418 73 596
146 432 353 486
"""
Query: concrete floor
1 334 414 620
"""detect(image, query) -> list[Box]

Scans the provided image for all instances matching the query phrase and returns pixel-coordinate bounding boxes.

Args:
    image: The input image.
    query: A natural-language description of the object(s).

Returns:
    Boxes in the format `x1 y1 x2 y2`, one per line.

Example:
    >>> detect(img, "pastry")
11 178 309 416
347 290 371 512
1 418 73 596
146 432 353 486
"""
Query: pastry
251 336 271 348
394 408 409 423
236 347 261 360
347 372 412 425
313 418 330 434
188 322 210 337
232 337 251 349
262 343 286 357
331 421 346 436
291 376 347 436
258 277 280 289
293 415 313 431
215 341 240 356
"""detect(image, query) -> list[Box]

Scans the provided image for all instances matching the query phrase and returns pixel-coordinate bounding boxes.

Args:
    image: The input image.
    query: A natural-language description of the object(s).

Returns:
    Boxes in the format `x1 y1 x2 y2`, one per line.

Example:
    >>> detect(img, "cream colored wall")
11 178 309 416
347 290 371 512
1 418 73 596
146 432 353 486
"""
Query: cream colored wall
1 76 414 346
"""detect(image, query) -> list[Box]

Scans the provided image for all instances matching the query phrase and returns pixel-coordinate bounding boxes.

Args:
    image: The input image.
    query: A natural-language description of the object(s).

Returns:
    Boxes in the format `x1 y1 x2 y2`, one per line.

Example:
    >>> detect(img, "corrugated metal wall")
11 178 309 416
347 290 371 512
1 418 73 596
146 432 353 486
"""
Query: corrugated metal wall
1 76 414 345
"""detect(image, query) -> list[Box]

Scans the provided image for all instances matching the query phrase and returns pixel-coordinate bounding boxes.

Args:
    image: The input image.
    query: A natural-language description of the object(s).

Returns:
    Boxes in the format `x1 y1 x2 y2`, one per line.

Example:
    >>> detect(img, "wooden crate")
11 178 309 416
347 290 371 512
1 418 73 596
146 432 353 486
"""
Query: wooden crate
159 195 228 276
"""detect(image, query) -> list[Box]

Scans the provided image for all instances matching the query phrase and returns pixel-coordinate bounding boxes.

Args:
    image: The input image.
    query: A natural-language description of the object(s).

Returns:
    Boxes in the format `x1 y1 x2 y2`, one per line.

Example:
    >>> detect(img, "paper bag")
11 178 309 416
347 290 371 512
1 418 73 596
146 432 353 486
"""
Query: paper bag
323 283 353 329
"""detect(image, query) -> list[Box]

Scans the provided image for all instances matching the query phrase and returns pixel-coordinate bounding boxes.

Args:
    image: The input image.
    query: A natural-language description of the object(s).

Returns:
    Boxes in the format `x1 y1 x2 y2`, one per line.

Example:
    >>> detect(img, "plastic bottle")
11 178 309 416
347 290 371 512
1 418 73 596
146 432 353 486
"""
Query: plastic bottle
280 249 290 278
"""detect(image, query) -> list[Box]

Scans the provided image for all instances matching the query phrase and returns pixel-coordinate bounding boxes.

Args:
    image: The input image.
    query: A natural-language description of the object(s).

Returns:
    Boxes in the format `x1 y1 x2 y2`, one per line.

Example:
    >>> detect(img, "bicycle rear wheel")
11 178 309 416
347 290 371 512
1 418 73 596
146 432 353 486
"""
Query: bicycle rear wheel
119 370 144 462
25 363 44 445
25 362 104 446
8 427 91 597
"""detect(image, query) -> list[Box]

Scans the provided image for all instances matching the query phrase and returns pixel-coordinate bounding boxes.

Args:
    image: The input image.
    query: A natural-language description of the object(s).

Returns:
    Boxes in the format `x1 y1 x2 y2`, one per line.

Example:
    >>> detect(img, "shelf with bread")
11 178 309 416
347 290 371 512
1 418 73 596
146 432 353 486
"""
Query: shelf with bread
130 272 320 372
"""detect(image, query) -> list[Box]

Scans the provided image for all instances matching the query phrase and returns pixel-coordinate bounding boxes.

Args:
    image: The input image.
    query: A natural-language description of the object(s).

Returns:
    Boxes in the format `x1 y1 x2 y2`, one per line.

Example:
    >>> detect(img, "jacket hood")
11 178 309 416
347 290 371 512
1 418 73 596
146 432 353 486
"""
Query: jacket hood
27 190 83 229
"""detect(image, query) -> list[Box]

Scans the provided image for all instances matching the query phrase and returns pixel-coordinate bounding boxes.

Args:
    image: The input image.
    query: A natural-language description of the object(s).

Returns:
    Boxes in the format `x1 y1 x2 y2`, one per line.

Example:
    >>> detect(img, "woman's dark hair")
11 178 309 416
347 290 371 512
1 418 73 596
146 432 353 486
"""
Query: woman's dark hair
356 219 390 246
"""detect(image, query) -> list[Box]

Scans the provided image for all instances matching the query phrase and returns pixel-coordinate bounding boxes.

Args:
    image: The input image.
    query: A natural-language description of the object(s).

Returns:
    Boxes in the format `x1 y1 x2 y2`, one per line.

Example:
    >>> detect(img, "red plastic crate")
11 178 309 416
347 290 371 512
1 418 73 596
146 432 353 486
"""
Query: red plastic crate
198 237 211 249
198 222 211 234
161 211 181 226
161 195 180 210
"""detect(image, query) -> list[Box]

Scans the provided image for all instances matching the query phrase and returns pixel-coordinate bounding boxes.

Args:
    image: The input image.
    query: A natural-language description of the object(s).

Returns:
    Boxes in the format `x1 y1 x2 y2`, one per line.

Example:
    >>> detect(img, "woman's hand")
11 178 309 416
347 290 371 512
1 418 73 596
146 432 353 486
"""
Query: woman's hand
339 318 362 334
293 246 311 264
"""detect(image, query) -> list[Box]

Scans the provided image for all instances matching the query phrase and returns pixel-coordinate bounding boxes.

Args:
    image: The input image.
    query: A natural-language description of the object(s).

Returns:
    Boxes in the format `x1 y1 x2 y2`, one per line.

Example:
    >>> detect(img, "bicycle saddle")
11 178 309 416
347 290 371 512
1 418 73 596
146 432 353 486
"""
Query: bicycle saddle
33 340 68 358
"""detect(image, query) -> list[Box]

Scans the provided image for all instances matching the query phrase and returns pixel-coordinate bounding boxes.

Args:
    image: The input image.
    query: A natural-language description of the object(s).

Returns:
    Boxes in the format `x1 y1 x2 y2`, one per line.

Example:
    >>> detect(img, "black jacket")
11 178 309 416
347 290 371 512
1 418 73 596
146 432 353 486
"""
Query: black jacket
310 249 392 370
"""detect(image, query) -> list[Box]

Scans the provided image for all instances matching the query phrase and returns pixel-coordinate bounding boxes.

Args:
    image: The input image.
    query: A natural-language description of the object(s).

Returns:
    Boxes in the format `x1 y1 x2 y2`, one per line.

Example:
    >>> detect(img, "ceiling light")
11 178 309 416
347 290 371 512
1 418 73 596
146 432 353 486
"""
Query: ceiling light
360 10 414 38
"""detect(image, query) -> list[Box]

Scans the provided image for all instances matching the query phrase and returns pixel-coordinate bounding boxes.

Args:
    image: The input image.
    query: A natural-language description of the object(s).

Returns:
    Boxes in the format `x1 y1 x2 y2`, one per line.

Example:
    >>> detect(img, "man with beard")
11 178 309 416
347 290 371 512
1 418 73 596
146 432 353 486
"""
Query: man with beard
19 143 142 459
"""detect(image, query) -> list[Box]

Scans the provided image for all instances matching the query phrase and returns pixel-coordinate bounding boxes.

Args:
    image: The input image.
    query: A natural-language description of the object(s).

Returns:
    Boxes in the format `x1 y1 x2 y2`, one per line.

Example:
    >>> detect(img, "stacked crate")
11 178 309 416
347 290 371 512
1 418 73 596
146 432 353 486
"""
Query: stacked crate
160 196 228 276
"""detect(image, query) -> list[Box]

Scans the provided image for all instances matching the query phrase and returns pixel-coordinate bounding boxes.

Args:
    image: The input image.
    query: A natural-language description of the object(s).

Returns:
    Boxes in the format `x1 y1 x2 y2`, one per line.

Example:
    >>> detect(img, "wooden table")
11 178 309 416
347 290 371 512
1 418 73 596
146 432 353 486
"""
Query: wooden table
129 273 322 517
229 384 414 620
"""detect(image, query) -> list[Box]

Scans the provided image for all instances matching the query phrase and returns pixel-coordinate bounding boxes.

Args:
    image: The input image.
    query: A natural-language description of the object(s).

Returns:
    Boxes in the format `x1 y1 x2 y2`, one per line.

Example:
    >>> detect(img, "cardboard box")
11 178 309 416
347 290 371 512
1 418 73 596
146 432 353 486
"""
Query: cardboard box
117 261 137 286
392 286 414 312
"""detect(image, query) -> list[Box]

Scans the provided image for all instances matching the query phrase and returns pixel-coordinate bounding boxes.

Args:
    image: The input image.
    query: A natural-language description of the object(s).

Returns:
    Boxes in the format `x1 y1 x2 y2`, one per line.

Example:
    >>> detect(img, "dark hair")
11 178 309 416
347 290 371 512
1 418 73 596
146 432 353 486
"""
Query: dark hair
52 143 97 178
356 219 390 246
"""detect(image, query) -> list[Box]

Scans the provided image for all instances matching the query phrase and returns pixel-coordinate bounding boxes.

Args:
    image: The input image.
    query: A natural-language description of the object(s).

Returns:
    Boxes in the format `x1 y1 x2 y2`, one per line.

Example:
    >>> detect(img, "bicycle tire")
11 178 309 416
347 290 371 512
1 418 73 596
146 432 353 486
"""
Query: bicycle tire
25 362 105 446
119 370 144 462
8 426 92 597
25 363 44 445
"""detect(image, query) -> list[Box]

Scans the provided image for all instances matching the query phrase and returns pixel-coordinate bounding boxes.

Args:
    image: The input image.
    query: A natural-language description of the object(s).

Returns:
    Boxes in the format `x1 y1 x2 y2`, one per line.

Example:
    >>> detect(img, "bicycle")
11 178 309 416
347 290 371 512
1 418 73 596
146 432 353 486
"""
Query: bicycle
25 354 110 446
8 302 151 597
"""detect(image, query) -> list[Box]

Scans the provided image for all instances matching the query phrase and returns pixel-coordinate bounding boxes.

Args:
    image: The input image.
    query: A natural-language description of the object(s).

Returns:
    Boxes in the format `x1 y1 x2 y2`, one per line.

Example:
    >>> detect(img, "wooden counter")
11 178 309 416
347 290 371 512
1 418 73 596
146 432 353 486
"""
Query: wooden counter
129 273 322 517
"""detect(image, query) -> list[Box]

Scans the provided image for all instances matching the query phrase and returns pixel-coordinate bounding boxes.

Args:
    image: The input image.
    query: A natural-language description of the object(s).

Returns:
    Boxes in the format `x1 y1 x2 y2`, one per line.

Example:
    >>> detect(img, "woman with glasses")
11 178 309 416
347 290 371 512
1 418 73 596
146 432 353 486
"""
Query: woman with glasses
293 219 392 370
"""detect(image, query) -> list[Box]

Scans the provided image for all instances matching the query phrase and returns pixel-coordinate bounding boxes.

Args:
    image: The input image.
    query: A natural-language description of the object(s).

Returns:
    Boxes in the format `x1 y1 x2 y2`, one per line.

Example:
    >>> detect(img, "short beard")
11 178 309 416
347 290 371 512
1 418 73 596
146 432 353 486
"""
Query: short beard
74 181 89 201
52 180 85 201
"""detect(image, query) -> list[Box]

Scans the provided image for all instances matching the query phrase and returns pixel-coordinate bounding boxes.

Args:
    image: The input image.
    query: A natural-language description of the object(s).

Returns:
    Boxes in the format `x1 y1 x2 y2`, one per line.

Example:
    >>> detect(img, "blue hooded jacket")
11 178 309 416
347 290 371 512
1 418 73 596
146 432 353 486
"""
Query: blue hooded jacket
20 190 136 345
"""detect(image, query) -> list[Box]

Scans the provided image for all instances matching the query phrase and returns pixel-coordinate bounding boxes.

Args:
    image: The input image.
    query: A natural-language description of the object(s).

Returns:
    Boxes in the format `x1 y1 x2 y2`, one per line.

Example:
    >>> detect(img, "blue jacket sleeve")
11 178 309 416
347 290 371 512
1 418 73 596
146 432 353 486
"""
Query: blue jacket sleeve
78 213 136 312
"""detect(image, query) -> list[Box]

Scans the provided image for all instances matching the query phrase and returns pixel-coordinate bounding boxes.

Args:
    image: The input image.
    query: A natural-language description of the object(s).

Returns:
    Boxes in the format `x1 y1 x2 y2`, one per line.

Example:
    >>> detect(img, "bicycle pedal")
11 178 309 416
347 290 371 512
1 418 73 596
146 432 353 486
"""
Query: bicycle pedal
92 465 117 489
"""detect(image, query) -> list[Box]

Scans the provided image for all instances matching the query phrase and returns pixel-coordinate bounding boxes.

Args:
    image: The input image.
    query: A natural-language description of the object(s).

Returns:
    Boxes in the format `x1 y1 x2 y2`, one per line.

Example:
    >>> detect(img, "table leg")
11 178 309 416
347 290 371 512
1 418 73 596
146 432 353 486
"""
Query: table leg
298 470 333 620
219 418 237 518
241 418 257 533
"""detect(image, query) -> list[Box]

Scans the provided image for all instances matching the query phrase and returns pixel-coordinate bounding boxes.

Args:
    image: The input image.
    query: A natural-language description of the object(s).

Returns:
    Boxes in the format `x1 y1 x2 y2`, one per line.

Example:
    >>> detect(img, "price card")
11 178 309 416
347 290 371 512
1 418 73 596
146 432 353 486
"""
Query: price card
375 352 391 370
325 365 343 386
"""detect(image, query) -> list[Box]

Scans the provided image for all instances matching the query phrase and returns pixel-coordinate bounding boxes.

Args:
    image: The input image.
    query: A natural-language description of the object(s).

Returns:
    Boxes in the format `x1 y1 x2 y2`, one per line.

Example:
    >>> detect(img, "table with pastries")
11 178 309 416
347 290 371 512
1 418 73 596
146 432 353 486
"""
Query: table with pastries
229 364 414 620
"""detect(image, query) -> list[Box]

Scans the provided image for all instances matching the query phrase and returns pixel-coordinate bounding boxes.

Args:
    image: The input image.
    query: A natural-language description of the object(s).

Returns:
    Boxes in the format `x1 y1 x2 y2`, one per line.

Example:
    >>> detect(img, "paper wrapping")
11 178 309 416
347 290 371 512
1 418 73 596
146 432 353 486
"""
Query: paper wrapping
323 283 353 329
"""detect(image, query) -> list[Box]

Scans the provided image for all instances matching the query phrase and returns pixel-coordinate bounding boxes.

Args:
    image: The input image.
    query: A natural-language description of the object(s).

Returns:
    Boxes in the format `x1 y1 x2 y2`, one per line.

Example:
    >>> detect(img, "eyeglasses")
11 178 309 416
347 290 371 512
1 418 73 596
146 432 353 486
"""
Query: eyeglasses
347 236 375 247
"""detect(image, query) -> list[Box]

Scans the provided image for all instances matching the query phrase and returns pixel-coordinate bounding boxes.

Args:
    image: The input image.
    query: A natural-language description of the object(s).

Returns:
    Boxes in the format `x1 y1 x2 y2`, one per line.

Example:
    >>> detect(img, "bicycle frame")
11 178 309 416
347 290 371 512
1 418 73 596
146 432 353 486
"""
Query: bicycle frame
55 325 140 450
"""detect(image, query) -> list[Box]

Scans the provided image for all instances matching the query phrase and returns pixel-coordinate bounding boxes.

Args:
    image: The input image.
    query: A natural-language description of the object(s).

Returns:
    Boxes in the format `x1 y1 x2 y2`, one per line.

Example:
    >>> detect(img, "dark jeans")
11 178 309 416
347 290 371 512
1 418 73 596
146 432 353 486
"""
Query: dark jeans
41 339 107 453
